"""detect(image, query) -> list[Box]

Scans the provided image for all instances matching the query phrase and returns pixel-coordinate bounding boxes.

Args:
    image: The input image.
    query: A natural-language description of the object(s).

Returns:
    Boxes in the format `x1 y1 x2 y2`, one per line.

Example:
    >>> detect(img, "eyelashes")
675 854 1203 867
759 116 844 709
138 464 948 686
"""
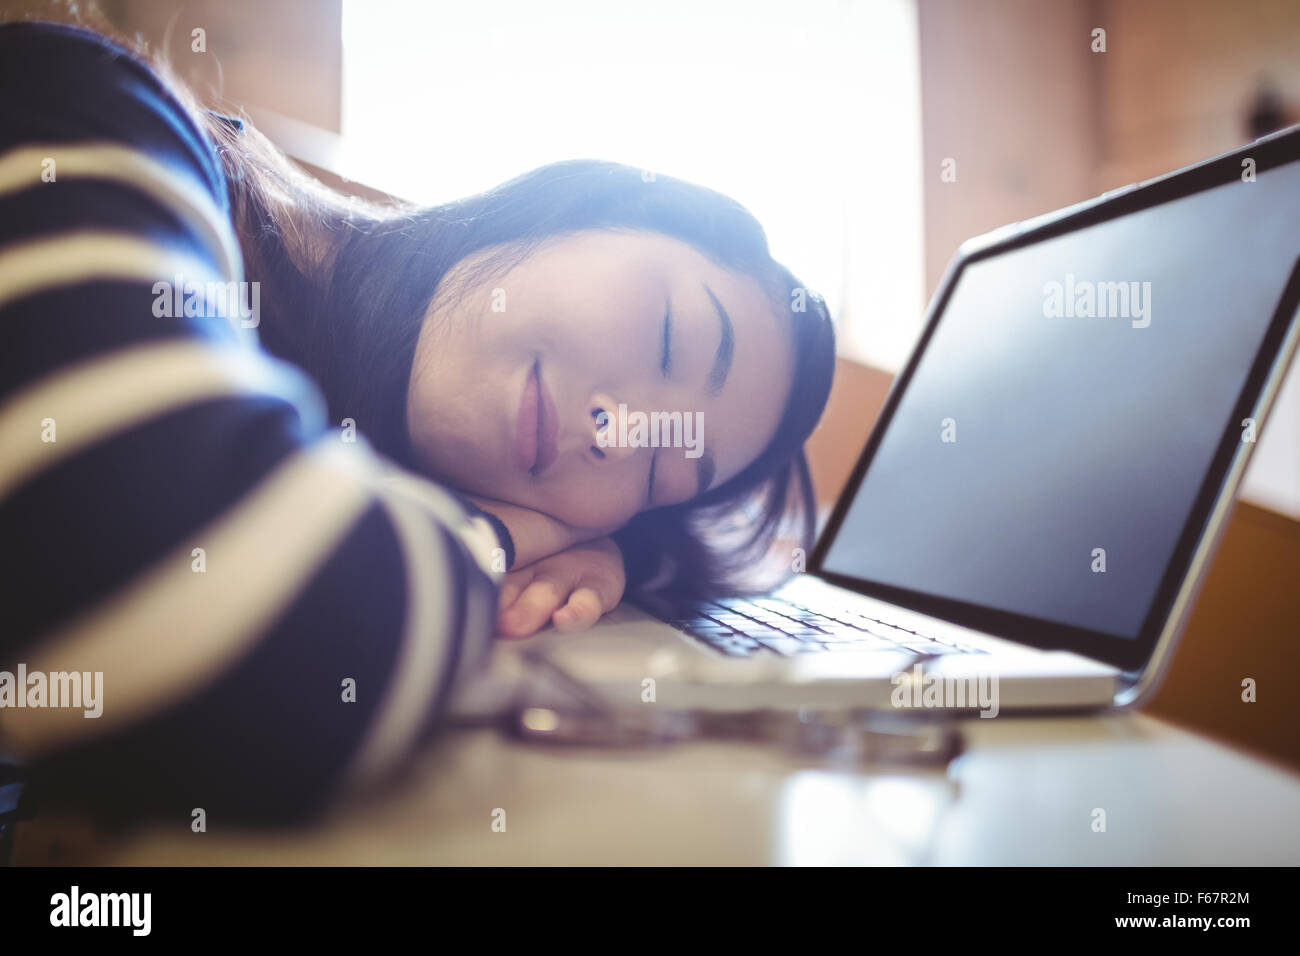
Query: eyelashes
646 295 671 507
661 300 672 376
646 450 657 507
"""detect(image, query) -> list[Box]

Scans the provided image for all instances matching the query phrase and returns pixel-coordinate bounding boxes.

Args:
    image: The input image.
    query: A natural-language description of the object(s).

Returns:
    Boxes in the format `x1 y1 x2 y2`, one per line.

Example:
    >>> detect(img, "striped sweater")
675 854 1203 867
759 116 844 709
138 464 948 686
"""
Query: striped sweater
0 21 506 824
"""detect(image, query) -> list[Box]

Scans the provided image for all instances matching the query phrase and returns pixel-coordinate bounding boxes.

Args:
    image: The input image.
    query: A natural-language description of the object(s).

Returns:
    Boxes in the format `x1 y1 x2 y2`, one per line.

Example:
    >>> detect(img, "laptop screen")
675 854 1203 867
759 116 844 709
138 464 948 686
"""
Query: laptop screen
818 148 1300 662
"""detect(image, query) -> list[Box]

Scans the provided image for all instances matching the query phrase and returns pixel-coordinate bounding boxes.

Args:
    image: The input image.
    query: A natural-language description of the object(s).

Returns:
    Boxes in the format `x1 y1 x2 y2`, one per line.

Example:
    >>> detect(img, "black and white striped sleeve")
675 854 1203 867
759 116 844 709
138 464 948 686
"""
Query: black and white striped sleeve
0 21 504 824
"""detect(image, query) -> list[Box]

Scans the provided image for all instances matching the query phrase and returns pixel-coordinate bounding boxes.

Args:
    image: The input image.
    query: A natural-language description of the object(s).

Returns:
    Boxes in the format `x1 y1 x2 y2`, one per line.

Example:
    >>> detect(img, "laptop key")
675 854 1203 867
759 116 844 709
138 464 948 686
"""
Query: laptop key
834 635 903 650
771 626 820 640
689 631 759 654
709 643 753 657
808 628 866 643
822 641 910 652
756 636 826 655
863 621 917 642
903 641 960 655
682 599 985 656
818 621 875 636
691 624 743 639
675 616 730 631
711 598 753 610
720 600 771 616
686 625 741 639
711 613 753 625
794 614 842 629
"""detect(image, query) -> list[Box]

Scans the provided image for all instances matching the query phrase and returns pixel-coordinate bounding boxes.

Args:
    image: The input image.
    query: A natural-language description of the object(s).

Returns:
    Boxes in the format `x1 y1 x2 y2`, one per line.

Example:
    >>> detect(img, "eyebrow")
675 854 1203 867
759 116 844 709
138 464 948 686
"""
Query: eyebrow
703 283 733 396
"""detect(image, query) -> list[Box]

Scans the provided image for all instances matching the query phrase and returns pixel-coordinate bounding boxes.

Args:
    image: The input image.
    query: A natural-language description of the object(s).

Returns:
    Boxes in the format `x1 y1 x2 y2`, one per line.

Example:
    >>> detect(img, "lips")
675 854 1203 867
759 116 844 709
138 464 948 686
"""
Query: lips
514 359 559 476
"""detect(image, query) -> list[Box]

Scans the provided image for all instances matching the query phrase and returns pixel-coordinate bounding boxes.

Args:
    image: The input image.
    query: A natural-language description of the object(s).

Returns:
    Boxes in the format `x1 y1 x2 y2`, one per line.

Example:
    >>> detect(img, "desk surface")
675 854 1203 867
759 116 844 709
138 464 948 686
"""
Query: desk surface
15 713 1300 865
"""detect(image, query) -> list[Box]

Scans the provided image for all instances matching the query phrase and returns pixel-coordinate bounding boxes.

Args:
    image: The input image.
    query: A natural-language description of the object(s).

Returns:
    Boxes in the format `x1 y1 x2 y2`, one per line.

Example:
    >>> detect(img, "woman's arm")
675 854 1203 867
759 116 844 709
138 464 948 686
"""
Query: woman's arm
0 22 499 824
460 495 621 570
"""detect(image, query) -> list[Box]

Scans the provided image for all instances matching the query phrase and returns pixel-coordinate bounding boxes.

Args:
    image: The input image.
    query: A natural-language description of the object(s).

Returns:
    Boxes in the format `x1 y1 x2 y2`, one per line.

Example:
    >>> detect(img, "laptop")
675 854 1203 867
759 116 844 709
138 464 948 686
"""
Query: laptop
468 123 1300 717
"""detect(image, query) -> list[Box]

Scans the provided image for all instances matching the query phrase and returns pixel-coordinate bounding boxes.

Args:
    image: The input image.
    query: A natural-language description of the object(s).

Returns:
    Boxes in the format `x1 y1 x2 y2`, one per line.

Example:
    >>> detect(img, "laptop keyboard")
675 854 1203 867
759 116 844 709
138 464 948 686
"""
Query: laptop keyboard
662 596 990 658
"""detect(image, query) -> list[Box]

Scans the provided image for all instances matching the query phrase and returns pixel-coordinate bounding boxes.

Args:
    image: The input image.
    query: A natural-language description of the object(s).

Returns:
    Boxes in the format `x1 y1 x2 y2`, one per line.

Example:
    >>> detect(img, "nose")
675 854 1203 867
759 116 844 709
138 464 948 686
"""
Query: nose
588 392 637 464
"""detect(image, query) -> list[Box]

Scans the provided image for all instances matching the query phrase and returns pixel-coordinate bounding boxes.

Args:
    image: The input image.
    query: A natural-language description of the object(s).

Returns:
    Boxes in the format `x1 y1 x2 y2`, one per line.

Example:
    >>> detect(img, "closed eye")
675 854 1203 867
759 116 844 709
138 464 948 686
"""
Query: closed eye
645 450 658 508
661 299 672 376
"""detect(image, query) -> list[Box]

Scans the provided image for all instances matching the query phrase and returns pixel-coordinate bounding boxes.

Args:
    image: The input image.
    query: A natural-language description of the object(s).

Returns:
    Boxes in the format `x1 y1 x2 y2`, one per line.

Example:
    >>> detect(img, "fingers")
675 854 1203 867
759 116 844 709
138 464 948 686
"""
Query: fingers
552 586 604 632
497 572 567 638
496 576 615 637
494 567 532 635
497 573 529 613
493 540 626 638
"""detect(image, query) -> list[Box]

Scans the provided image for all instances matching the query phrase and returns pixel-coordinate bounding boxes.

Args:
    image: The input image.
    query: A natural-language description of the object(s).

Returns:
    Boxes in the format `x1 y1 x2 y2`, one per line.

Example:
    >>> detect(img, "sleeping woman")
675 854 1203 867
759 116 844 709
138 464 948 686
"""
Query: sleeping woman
0 16 834 824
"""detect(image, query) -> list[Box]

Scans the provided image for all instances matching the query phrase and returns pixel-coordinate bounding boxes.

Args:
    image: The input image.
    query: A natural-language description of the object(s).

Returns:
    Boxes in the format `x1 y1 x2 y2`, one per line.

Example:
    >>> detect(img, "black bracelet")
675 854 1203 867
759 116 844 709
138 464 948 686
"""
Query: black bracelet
475 509 515 572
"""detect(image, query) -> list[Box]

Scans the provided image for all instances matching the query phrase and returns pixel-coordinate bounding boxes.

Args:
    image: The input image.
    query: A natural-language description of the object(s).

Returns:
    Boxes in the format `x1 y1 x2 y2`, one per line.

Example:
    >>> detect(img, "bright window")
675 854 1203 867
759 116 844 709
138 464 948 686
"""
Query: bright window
342 0 925 370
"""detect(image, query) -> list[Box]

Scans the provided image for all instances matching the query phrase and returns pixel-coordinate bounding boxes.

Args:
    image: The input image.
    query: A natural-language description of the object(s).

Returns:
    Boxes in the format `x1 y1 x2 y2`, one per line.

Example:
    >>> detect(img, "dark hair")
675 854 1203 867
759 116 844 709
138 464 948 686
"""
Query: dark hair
239 156 836 614
24 5 837 616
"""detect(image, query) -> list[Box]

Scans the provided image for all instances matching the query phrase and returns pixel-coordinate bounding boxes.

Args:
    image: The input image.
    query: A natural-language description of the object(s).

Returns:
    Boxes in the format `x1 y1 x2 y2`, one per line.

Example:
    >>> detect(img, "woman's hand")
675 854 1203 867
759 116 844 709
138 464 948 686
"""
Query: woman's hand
496 536 626 637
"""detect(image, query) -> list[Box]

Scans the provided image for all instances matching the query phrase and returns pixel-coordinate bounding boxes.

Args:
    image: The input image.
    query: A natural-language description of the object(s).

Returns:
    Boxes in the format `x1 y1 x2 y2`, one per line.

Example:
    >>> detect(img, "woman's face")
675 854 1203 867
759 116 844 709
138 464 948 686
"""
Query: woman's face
405 228 795 530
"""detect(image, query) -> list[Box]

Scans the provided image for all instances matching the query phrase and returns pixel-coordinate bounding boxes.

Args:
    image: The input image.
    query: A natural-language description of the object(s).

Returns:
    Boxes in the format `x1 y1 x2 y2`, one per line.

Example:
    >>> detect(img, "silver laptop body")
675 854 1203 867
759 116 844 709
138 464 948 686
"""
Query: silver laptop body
470 124 1300 717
